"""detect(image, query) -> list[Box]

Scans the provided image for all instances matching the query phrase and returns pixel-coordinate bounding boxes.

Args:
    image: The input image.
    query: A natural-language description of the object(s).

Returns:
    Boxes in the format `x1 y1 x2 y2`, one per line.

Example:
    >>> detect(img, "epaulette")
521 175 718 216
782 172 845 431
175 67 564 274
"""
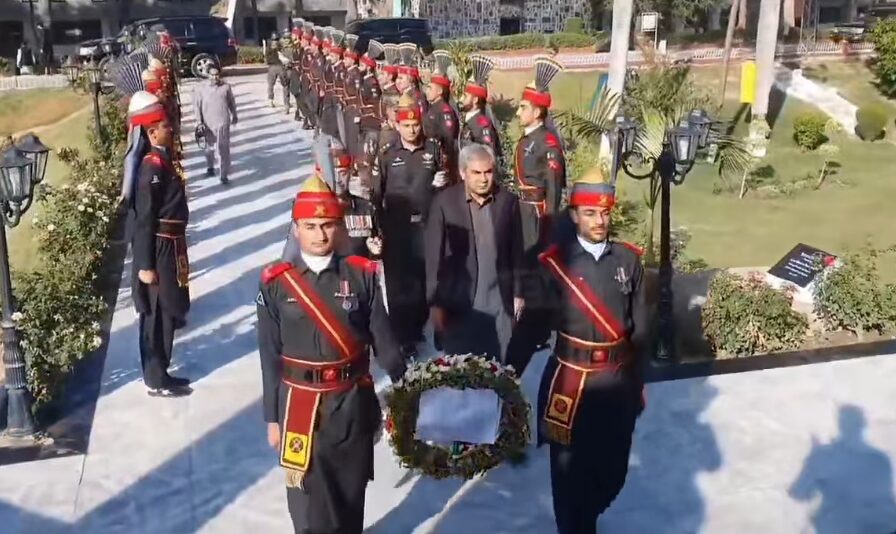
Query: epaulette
345 255 378 274
261 262 293 284
537 244 560 263
544 132 561 149
477 115 491 127
143 152 164 167
441 102 452 112
616 241 645 256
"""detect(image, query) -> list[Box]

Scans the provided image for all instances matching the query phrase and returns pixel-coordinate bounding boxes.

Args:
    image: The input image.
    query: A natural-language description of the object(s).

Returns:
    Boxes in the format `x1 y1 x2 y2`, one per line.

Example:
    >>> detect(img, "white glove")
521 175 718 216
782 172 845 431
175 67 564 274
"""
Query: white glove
366 236 383 256
432 171 448 188
353 117 361 124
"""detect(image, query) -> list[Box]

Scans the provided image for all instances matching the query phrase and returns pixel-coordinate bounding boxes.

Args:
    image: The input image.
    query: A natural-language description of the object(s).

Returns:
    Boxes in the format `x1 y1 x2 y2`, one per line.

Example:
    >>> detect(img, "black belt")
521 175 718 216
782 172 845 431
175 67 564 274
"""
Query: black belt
157 219 186 237
281 356 369 386
554 332 629 367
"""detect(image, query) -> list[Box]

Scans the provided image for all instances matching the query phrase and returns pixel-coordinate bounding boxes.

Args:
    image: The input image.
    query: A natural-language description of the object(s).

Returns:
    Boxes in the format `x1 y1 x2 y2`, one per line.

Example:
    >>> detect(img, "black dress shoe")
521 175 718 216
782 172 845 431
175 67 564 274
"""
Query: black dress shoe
206 168 216 177
166 374 191 387
147 385 193 398
219 175 229 185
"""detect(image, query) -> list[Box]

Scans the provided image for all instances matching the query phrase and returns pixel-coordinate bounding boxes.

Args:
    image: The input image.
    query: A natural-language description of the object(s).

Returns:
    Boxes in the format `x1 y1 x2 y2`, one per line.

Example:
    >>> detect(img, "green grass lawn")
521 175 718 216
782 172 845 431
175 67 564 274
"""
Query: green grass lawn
6 110 93 274
801 59 896 114
0 88 90 137
492 63 896 281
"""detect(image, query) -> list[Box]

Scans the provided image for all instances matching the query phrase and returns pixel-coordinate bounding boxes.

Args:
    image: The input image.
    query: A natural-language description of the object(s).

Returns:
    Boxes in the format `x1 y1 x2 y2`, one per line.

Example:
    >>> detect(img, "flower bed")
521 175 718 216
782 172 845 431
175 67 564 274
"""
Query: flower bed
13 95 128 407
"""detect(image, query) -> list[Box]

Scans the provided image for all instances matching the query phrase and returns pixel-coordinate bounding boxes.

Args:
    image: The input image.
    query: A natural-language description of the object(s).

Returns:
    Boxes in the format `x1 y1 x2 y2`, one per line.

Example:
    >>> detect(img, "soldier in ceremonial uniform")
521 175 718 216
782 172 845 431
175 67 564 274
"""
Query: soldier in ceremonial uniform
372 94 444 358
317 29 341 140
302 26 323 131
341 34 363 161
256 174 405 534
460 54 502 160
534 169 646 534
129 91 192 397
331 143 381 259
395 43 428 115
423 50 460 184
506 56 567 372
329 30 348 146
356 40 385 193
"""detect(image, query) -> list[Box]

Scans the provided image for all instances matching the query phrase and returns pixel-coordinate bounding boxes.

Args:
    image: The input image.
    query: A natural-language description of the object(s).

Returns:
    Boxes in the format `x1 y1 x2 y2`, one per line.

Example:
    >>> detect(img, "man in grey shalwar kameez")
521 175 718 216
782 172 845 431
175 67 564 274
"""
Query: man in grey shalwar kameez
425 144 525 362
193 67 238 184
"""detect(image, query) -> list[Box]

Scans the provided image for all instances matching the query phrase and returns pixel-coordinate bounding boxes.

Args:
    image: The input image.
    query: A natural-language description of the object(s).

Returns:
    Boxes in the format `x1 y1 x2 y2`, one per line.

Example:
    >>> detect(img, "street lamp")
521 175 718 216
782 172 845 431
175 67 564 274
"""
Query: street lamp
617 109 710 362
0 135 49 436
65 57 116 143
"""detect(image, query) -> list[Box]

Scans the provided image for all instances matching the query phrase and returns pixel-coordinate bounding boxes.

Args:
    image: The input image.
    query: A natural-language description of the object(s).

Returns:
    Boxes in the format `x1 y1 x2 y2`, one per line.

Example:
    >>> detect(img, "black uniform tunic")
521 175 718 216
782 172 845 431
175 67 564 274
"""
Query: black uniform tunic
461 109 502 161
132 145 190 389
423 97 459 182
536 239 647 534
256 254 405 534
356 72 382 191
301 50 319 127
342 65 363 159
373 138 441 346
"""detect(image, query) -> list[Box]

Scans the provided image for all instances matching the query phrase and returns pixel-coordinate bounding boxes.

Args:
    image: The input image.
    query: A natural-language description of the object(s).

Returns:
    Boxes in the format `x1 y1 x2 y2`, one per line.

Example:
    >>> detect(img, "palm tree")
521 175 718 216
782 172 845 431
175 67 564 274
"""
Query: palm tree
719 0 744 105
753 0 781 119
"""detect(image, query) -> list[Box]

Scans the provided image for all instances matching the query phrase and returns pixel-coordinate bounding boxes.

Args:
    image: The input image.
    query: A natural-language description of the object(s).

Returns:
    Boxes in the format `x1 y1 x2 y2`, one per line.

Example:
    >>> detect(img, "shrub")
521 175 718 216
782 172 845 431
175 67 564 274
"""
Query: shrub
702 272 808 356
0 56 10 76
792 112 828 151
813 249 896 335
564 17 585 34
637 227 708 272
855 104 889 141
548 32 599 50
238 45 264 64
870 18 896 98
14 95 126 408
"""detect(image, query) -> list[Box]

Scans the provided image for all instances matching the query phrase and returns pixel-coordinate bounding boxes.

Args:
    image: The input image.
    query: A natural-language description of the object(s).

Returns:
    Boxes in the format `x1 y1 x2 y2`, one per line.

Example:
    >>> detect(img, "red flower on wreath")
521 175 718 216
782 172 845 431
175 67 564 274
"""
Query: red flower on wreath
435 357 448 367
823 255 837 267
489 363 499 373
385 414 394 434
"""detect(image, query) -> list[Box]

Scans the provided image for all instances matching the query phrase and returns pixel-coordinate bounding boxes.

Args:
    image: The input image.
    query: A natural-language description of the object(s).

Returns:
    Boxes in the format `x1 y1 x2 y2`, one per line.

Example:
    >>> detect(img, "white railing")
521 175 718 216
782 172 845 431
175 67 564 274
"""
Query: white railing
489 42 877 70
0 74 69 91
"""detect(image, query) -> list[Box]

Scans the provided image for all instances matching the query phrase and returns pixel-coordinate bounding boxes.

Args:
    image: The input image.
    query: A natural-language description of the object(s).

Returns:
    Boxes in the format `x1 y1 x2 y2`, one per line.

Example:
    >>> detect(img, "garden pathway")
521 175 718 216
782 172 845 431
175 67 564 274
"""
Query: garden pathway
0 74 895 533
774 65 859 134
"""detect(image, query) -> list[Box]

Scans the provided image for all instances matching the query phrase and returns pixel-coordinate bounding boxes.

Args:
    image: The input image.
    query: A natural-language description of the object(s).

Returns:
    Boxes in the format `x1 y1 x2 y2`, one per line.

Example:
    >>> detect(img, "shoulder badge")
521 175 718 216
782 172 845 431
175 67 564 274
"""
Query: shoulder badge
143 152 164 167
345 255 378 274
261 262 293 284
544 132 561 149
477 115 491 127
617 241 645 256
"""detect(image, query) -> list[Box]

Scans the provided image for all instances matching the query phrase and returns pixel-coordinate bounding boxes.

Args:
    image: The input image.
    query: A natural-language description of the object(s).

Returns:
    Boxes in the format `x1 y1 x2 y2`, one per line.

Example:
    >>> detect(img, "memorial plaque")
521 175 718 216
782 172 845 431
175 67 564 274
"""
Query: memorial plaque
767 243 836 288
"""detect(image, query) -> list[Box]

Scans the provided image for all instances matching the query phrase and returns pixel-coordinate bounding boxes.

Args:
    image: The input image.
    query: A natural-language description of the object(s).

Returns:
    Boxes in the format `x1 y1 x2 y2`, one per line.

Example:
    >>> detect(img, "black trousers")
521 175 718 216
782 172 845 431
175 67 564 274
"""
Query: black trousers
505 307 552 375
138 305 177 389
382 219 427 345
550 442 630 534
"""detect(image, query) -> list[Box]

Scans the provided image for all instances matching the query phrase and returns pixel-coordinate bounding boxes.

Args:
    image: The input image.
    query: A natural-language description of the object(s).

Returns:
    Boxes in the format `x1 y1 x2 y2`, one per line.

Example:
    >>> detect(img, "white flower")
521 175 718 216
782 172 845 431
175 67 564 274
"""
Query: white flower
11 312 23 321
77 205 85 212
101 216 109 223
86 207 94 214
91 336 102 349
91 321 100 331
47 224 55 231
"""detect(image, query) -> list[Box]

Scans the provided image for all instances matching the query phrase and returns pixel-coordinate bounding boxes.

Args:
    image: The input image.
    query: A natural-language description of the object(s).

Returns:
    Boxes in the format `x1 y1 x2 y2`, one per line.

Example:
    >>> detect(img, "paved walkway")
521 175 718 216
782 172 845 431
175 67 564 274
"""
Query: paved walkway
1 74 895 534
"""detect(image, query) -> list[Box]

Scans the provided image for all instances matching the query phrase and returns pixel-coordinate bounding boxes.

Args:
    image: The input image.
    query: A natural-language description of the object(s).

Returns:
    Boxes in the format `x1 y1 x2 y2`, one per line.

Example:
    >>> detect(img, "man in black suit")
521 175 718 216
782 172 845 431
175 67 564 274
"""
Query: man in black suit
425 143 525 362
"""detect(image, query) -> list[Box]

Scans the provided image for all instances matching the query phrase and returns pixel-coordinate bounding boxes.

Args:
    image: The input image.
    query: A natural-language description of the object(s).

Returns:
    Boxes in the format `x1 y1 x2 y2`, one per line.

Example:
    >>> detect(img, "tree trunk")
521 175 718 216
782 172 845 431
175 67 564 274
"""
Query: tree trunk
607 0 633 96
753 0 781 119
720 0 743 106
847 0 858 22
708 5 722 31
736 0 748 30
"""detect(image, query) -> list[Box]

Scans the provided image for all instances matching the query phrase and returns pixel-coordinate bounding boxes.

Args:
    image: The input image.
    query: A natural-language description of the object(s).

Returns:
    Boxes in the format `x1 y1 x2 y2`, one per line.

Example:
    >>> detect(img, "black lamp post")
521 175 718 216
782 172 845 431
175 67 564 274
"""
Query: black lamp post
614 110 710 362
62 56 115 143
0 134 49 436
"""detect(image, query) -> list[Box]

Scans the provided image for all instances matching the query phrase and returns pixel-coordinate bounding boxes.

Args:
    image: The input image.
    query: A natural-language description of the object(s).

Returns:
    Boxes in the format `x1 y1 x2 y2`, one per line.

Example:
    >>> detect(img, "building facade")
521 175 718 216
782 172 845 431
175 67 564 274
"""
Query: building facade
418 0 592 38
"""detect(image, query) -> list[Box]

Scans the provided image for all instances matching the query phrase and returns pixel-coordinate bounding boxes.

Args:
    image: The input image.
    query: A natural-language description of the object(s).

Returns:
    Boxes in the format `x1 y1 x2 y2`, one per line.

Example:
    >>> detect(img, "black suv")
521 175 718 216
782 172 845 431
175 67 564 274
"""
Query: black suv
77 16 237 77
343 18 434 56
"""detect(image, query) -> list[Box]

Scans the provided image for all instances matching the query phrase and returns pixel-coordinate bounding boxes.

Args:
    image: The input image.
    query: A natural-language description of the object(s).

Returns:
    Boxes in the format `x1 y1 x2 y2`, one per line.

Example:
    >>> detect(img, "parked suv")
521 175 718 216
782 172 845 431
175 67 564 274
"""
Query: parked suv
343 18 434 56
77 16 237 77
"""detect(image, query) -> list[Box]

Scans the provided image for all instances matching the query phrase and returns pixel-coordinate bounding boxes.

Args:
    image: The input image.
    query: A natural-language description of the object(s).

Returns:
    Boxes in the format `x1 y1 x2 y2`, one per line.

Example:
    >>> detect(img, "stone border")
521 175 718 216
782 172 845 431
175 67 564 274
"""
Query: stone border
645 338 896 384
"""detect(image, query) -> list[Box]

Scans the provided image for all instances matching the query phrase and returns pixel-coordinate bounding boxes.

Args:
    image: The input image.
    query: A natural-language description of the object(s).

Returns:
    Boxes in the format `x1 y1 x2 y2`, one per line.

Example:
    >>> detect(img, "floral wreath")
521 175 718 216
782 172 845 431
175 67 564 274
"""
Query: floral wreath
384 354 531 480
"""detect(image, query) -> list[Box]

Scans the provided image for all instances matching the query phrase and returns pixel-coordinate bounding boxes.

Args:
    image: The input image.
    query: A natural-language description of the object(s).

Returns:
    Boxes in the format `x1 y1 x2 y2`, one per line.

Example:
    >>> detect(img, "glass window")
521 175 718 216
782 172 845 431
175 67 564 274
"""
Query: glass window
193 18 229 39
162 20 192 38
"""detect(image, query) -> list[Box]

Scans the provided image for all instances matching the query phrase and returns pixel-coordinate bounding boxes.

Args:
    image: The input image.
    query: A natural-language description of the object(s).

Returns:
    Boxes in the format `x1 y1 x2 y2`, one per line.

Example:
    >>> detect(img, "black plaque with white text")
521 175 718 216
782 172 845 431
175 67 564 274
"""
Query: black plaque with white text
768 243 836 288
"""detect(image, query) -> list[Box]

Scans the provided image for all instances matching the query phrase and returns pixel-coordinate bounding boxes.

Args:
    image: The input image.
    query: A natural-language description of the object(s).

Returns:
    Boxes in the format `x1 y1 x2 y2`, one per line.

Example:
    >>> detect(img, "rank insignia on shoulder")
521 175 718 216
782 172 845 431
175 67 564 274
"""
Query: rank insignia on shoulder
255 290 266 307
346 255 378 274
261 262 293 284
151 175 161 184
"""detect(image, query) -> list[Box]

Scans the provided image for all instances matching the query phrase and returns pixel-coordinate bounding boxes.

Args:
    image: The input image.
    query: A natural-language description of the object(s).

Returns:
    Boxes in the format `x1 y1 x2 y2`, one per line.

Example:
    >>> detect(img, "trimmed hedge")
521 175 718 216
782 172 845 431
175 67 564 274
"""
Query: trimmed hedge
855 103 889 141
238 46 265 65
435 32 603 52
